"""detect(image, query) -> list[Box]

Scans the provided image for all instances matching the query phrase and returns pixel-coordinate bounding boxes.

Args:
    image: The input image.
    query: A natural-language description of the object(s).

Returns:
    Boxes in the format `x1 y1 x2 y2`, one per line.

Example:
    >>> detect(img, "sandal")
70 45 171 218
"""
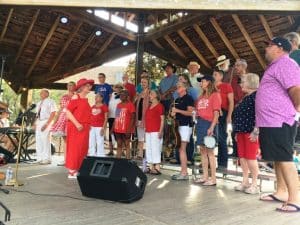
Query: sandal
193 178 207 184
150 169 161 175
276 203 300 213
202 180 217 186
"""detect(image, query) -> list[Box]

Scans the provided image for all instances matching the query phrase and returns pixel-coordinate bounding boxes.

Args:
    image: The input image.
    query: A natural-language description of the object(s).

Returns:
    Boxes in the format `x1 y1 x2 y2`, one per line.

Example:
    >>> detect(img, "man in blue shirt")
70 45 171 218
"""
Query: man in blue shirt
94 73 113 105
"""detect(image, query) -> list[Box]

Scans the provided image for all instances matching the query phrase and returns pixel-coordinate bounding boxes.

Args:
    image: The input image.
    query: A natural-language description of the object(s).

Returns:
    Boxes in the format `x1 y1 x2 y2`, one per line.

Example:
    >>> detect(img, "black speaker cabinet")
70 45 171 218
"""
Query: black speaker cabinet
77 157 147 203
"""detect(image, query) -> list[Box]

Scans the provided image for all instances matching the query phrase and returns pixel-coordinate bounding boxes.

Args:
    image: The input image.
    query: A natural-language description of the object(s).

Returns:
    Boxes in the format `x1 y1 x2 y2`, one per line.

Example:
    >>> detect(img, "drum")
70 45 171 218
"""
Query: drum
203 136 216 149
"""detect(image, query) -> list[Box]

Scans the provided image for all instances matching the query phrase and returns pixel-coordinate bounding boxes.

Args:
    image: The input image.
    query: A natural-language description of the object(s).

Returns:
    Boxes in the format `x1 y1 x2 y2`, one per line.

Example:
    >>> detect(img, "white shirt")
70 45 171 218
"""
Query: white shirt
36 98 57 120
0 118 9 127
189 72 204 96
108 92 121 118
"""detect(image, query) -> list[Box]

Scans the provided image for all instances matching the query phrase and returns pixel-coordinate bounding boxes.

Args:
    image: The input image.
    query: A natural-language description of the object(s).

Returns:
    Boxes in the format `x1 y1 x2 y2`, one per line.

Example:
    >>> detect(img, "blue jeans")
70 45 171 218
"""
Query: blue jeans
217 109 228 168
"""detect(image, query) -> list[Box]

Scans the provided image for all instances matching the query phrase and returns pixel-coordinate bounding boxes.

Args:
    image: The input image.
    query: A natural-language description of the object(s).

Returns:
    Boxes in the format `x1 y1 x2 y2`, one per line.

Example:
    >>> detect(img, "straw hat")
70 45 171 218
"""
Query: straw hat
216 55 230 67
187 61 200 69
75 78 94 91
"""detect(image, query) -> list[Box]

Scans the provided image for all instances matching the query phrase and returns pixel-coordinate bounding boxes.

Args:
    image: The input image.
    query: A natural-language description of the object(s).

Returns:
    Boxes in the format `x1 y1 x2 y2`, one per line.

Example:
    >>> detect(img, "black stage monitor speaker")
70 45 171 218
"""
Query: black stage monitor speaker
77 157 147 203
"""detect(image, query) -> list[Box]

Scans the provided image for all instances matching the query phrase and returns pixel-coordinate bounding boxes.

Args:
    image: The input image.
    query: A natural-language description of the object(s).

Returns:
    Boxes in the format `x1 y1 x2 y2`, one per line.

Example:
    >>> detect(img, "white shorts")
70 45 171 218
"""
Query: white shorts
137 121 145 141
179 126 192 142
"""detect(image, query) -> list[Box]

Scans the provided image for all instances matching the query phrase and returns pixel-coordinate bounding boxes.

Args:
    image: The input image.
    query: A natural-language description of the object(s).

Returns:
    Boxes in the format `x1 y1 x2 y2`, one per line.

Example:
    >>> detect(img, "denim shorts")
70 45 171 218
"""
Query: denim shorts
196 117 218 146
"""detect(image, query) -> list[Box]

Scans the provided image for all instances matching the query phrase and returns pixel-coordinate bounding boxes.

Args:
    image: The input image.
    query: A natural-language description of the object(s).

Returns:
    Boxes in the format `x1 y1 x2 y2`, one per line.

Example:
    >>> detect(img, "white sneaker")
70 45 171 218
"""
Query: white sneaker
40 160 52 165
68 172 78 179
57 161 65 166
234 183 249 192
244 185 259 194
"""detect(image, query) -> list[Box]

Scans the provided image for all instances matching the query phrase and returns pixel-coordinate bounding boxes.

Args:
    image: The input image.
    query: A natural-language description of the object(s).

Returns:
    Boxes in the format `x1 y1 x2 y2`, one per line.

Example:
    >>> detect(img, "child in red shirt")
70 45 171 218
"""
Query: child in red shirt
195 75 221 186
88 94 108 157
113 90 136 159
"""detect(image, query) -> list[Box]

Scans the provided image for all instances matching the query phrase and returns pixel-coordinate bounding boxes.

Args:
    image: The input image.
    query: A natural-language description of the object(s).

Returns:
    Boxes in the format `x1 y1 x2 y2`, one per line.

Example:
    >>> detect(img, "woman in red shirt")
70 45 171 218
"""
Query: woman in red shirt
213 69 234 169
195 75 221 186
66 78 94 179
145 90 164 174
88 93 108 157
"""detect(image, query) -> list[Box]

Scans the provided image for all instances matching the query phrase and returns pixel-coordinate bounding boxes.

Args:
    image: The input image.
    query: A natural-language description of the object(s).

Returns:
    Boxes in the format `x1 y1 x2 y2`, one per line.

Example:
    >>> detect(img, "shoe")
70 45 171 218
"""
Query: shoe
57 161 65 166
244 185 259 194
106 151 114 156
68 171 78 179
171 173 189 181
169 159 179 164
202 180 217 186
234 183 249 192
40 160 51 165
216 166 227 171
187 161 193 166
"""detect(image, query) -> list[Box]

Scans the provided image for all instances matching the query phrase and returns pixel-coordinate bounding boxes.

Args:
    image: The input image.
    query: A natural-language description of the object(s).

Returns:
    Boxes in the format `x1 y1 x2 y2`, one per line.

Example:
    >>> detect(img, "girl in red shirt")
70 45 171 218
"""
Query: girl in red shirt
195 75 221 186
145 90 164 174
88 93 108 157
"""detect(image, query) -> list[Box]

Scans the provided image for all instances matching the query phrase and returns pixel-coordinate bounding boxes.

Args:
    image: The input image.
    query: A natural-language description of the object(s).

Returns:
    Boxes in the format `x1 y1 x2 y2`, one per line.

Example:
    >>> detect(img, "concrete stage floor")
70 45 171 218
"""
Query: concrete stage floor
0 156 299 225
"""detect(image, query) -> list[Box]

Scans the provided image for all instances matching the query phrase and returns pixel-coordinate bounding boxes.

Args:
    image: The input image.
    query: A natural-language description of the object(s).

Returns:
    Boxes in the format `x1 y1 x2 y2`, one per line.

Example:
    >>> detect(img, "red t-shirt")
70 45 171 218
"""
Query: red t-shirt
114 101 136 133
145 103 164 132
124 83 136 102
217 83 233 110
195 92 221 122
231 75 245 106
90 104 108 127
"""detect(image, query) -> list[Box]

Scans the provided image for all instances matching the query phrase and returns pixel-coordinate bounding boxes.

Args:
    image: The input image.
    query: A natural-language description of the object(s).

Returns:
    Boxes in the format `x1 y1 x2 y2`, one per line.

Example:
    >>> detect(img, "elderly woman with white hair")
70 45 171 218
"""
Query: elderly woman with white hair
284 32 300 66
232 73 260 194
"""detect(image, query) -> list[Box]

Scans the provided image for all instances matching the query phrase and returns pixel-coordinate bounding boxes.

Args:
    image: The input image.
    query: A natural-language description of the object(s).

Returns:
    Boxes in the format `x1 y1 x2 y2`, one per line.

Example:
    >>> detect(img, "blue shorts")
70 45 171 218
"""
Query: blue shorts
196 117 218 146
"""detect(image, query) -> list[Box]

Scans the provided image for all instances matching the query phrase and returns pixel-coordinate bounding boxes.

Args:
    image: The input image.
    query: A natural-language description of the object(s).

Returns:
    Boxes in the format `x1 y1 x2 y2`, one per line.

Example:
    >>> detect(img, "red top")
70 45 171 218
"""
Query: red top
67 95 91 124
114 101 136 133
145 103 164 132
231 75 245 106
124 83 136 101
90 104 108 127
217 83 233 110
196 92 221 122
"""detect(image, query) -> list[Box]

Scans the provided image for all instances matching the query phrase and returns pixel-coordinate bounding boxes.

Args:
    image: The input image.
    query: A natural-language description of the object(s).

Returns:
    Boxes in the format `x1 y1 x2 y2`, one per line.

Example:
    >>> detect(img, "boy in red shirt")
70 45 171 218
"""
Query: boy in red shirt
88 94 108 157
113 90 136 159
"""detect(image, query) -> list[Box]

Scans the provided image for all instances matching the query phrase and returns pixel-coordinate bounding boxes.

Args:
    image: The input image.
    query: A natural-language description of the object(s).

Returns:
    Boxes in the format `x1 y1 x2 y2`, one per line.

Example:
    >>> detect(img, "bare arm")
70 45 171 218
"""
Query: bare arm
172 106 194 116
227 93 234 123
100 112 108 136
207 111 220 136
289 85 300 112
127 112 136 134
41 111 56 131
158 115 165 139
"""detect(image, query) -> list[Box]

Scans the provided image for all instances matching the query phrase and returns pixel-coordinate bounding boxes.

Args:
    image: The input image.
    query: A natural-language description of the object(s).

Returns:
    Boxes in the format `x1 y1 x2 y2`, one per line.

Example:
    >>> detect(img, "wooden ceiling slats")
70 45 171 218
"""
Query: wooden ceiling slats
210 17 239 60
152 39 163 50
96 34 116 56
177 29 210 68
164 34 186 59
0 8 14 41
14 9 40 64
25 16 60 78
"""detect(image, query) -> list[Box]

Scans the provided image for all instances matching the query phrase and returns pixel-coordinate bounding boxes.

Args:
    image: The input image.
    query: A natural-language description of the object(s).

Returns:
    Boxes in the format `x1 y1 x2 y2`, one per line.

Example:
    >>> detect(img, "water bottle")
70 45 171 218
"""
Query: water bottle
5 166 12 185
142 158 147 172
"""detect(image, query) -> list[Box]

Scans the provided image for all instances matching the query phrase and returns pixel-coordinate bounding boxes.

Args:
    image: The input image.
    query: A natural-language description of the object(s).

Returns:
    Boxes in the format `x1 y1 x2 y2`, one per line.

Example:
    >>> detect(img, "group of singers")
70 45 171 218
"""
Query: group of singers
31 33 300 213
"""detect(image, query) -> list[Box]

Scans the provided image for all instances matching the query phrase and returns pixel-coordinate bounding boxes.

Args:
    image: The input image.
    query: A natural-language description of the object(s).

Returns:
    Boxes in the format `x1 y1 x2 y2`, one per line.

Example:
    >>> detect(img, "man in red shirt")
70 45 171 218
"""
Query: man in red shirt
231 59 247 105
122 73 136 102
113 90 136 159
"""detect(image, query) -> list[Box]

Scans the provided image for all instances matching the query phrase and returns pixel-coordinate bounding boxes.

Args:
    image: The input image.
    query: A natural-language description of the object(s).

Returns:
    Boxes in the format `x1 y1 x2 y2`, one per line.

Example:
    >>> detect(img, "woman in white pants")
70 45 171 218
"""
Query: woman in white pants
89 94 108 157
145 90 164 175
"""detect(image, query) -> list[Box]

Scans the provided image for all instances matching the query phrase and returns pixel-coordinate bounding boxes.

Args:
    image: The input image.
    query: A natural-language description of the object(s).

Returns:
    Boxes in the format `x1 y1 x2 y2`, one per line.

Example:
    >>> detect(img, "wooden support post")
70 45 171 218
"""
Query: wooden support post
232 14 266 69
135 13 145 85
20 89 33 109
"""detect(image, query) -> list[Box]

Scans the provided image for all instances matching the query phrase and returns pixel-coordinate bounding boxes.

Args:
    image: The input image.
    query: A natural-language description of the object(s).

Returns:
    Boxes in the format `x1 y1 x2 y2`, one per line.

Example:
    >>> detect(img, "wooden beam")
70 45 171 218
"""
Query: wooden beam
287 16 294 25
36 45 136 83
193 24 219 58
232 14 266 69
164 34 186 59
96 34 115 56
145 14 203 42
14 9 40 64
30 82 69 90
258 15 273 39
128 14 135 22
177 29 210 68
152 39 164 49
25 16 60 78
210 17 239 60
50 21 82 72
73 28 96 63
0 8 14 41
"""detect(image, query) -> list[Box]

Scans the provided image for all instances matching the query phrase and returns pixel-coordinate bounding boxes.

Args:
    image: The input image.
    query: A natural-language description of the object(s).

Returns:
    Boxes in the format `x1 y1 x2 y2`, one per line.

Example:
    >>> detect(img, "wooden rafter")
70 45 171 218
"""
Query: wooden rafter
177 29 210 68
96 34 115 56
287 16 294 25
14 9 40 64
73 28 96 63
0 8 14 41
128 14 135 22
25 16 60 78
145 14 204 42
193 24 219 59
258 15 273 39
152 39 163 49
50 21 83 72
210 17 239 60
232 15 266 69
164 34 186 58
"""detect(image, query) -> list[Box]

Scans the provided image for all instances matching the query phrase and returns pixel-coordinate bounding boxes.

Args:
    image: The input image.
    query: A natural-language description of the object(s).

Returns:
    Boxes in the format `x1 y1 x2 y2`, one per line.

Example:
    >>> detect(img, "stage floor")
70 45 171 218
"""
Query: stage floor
1 156 299 225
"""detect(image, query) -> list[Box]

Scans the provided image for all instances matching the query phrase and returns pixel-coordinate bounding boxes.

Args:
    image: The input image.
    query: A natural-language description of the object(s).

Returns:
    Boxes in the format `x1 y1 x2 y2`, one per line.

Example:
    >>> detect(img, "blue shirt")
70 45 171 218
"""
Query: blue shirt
173 87 198 101
159 74 178 99
94 83 113 105
233 92 256 133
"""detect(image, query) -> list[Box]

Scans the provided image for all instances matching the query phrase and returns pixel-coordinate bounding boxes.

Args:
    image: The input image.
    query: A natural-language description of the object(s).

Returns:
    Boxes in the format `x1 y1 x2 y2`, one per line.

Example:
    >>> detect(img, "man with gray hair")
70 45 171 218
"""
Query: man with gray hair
35 89 57 164
284 32 300 65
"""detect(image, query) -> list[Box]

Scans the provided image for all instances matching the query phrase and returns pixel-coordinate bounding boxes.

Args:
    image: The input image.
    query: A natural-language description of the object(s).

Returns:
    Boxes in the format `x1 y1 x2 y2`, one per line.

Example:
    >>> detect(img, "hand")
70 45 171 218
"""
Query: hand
100 128 105 136
41 124 48 131
249 132 258 142
172 107 179 114
226 116 232 124
158 131 163 139
207 127 214 136
76 123 83 131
